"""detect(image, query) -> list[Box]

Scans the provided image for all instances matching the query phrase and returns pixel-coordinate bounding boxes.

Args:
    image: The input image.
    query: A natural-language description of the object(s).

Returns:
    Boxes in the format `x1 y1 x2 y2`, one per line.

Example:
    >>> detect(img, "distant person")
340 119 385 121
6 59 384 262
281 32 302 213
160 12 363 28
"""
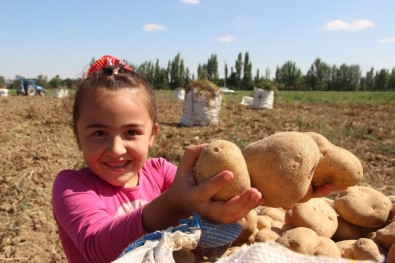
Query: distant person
52 55 332 263
36 85 44 96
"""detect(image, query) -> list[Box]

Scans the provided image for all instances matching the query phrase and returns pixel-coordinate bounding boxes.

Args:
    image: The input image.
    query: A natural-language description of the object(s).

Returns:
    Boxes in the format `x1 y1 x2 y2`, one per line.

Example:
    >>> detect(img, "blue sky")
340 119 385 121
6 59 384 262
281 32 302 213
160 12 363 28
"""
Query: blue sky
1 0 395 80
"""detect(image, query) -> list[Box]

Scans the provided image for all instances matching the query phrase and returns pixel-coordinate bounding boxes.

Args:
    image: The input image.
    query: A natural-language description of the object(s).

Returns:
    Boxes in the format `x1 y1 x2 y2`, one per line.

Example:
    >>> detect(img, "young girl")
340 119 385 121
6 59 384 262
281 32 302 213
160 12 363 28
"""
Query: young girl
52 55 264 263
52 55 333 263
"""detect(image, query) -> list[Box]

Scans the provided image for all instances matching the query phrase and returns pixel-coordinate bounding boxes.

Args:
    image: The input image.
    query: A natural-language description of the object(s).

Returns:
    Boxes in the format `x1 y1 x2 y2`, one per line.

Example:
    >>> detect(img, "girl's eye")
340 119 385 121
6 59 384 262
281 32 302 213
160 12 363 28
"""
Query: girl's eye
126 130 137 136
93 130 106 137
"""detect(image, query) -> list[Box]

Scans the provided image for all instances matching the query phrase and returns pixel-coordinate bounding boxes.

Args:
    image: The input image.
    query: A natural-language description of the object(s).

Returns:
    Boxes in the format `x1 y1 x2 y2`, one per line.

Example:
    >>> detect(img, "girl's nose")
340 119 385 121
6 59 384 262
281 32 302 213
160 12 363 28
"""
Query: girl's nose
107 136 127 156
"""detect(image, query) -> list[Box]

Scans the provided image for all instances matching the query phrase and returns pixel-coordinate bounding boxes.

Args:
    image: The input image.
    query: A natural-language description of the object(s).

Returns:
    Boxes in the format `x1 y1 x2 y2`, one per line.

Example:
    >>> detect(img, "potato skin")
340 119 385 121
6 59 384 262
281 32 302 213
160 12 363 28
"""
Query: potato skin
333 186 392 228
304 132 363 190
242 132 320 208
195 139 251 201
333 217 362 241
352 238 384 262
314 236 341 258
291 198 338 238
375 221 395 251
276 227 320 255
387 243 395 263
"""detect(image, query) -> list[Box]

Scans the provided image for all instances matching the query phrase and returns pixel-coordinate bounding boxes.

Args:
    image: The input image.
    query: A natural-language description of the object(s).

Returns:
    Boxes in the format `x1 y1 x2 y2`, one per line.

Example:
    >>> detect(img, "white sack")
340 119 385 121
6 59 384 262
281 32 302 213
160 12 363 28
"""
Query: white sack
179 89 222 126
252 89 274 109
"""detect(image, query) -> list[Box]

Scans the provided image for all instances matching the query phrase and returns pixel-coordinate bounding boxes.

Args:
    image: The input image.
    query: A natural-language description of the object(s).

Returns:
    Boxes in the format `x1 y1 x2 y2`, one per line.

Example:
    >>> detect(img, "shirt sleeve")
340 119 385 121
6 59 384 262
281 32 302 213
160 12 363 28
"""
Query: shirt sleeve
52 170 146 263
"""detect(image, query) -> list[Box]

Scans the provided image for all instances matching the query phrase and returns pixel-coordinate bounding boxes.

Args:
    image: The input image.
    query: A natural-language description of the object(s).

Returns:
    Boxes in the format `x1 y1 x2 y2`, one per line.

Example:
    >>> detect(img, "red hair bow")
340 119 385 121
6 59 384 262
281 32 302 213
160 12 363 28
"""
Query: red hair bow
86 55 133 77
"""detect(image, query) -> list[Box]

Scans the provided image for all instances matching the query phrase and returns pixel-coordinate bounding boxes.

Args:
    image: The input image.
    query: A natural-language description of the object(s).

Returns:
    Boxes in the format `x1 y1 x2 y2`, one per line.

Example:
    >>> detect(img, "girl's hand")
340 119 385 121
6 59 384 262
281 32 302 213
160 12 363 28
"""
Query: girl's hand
170 144 264 224
297 183 334 203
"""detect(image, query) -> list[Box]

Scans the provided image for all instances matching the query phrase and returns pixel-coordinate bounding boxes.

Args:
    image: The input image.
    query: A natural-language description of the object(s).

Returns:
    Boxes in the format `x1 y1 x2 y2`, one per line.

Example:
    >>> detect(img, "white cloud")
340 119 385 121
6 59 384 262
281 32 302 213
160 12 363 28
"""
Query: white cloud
217 35 237 43
378 38 395 43
181 0 200 4
143 23 167 32
323 19 374 31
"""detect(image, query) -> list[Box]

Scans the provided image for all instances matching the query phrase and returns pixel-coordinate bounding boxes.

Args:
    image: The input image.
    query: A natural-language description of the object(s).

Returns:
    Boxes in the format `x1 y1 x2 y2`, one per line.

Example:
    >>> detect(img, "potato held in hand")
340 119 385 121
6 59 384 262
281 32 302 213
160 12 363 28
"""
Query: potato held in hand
304 132 363 190
242 132 320 208
195 140 251 201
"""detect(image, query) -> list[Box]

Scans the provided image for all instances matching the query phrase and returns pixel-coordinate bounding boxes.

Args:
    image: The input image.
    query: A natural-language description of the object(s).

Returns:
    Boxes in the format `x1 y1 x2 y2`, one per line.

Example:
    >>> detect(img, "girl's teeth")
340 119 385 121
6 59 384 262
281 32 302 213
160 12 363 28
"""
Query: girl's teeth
109 162 126 168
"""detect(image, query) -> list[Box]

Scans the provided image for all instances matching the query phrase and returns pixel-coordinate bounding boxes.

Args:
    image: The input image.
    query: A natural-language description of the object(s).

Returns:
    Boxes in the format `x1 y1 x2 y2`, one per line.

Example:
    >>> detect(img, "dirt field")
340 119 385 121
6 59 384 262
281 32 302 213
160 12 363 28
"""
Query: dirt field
0 91 394 262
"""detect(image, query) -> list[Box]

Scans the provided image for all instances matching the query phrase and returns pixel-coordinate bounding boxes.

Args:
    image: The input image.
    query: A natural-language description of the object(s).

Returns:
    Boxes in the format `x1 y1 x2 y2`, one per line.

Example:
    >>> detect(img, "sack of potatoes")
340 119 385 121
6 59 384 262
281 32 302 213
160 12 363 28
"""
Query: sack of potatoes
187 131 394 263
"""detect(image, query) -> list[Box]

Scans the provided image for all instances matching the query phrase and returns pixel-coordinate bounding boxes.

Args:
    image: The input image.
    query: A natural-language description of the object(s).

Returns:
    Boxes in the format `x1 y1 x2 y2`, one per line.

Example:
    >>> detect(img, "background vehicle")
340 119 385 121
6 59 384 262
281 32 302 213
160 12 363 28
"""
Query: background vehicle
16 76 44 96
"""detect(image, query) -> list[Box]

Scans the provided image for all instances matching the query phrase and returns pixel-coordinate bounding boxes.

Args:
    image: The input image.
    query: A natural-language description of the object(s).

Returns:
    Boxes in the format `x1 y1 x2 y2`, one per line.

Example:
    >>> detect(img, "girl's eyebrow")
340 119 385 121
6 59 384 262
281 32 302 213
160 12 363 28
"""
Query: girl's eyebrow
84 123 145 129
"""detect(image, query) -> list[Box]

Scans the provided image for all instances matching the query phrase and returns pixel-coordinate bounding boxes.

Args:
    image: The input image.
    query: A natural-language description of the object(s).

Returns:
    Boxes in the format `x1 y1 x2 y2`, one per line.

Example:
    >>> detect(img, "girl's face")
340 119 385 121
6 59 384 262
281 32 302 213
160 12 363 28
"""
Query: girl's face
75 88 158 187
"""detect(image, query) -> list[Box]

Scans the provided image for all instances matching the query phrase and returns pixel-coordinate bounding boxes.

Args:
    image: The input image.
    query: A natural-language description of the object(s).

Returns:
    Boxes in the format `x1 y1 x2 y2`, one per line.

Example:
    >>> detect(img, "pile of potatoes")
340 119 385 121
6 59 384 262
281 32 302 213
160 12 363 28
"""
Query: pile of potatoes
191 132 395 262
224 187 394 262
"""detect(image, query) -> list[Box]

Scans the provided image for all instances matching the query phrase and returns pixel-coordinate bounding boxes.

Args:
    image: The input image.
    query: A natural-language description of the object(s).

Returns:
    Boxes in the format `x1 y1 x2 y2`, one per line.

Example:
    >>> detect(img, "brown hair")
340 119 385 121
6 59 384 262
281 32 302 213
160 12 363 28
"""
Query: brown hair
72 64 157 130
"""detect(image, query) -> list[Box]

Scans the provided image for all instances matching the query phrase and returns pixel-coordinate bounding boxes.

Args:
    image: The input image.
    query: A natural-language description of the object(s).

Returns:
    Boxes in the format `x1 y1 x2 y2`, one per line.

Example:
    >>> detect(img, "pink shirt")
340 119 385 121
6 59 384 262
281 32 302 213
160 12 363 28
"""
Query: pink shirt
52 157 176 263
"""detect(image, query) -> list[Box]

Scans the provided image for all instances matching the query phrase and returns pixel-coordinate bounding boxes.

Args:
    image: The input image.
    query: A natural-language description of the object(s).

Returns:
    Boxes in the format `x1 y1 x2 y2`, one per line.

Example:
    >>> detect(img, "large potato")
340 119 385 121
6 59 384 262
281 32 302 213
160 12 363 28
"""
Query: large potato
387 243 395 263
257 206 286 222
375 221 395 252
388 195 395 223
336 239 356 259
256 214 273 230
333 186 392 228
314 236 341 258
242 132 320 208
333 217 362 241
254 227 280 242
233 209 258 246
291 197 338 238
352 238 384 262
195 139 250 201
304 132 363 190
276 227 320 255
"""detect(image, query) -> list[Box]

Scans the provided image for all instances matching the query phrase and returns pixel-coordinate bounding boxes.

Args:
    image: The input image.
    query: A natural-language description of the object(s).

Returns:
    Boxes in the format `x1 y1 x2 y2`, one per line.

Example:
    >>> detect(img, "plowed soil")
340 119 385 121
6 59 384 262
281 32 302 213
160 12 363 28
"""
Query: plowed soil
1 91 394 262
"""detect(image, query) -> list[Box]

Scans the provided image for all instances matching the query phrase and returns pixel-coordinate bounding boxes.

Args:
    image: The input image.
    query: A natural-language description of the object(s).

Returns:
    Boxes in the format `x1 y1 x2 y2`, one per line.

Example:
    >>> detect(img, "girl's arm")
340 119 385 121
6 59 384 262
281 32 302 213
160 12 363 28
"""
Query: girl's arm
52 171 146 262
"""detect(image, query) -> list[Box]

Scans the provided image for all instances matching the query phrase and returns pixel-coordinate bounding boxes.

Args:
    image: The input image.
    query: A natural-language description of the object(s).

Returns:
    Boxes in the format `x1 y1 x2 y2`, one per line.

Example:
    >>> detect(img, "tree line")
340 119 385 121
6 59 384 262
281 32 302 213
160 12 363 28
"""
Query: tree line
2 52 395 91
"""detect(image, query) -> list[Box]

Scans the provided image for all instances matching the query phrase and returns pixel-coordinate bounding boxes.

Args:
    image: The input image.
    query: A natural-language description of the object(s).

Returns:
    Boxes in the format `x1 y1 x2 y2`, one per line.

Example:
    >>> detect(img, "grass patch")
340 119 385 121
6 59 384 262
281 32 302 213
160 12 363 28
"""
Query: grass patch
276 91 395 105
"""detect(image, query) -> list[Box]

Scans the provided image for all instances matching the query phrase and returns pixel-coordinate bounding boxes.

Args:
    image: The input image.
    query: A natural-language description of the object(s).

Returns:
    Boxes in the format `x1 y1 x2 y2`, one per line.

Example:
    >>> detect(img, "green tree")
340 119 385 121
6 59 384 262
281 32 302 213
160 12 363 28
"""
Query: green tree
158 68 170 89
360 67 375 91
305 58 331 91
235 53 243 90
388 67 395 90
224 62 229 87
254 69 260 84
197 64 209 80
206 54 219 85
227 67 236 88
36 75 48 88
168 53 185 89
332 64 361 91
243 52 254 90
49 75 63 89
374 69 390 91
152 59 162 89
275 61 302 90
0 76 5 88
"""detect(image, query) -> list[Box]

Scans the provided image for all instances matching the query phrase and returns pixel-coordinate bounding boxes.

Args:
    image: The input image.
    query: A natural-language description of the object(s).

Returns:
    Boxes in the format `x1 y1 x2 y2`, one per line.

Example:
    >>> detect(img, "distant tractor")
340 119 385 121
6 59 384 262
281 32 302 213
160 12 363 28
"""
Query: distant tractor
16 76 44 96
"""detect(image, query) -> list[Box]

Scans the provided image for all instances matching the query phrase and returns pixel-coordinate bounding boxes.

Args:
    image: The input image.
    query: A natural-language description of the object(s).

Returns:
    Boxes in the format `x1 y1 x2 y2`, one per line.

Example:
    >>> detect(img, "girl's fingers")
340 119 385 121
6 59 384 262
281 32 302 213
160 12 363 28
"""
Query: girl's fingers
176 144 207 176
298 183 334 204
201 188 263 224
194 171 234 200
312 183 334 198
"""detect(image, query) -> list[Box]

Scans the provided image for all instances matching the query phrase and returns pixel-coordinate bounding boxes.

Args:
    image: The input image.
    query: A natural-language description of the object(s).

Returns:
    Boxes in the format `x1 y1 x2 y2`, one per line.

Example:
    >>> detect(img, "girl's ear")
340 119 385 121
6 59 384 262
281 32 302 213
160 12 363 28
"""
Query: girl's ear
149 122 160 147
73 127 82 150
